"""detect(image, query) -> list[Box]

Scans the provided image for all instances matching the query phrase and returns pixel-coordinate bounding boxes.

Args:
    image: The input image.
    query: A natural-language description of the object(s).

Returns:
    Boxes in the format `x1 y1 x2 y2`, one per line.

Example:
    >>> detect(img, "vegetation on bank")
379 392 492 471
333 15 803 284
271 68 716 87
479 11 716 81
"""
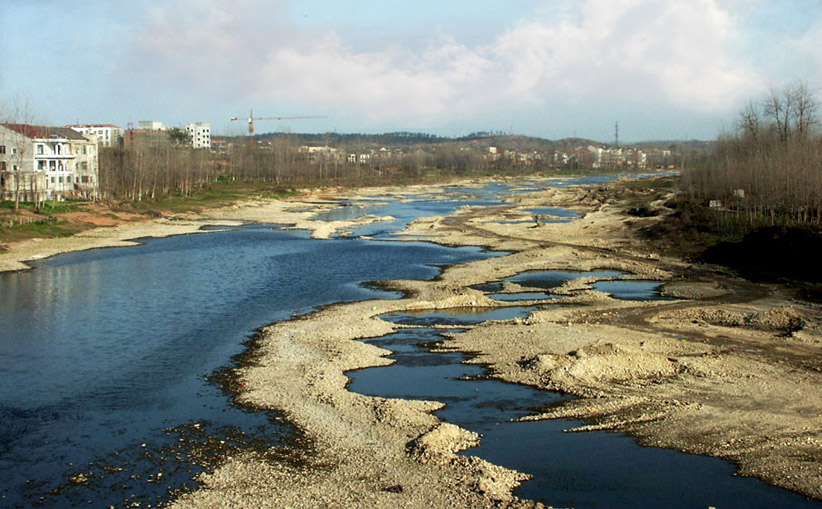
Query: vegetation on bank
628 84 822 296
0 199 91 248
0 181 303 249
683 83 821 227
638 186 822 299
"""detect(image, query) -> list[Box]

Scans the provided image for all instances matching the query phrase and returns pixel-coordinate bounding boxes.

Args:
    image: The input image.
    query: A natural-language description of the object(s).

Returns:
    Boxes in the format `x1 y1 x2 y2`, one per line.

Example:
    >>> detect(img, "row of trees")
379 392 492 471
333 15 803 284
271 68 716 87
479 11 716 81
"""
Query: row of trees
99 145 215 201
99 135 671 202
683 83 822 225
97 138 543 201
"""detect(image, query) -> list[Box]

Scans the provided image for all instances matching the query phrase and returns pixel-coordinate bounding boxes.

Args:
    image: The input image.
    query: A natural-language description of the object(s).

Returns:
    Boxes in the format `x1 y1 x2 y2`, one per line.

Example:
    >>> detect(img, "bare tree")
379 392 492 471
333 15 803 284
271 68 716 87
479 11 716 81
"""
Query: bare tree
684 82 821 225
0 95 44 210
792 82 819 141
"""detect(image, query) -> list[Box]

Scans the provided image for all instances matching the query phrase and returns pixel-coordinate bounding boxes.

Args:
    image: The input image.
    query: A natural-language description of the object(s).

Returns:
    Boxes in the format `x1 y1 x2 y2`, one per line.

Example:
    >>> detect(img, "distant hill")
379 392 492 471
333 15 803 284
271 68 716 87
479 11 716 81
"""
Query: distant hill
238 131 711 152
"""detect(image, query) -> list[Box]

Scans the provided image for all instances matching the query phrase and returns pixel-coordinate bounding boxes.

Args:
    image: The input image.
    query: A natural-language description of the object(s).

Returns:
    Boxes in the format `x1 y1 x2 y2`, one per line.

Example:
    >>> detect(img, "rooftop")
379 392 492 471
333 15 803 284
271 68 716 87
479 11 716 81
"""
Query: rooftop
2 123 89 141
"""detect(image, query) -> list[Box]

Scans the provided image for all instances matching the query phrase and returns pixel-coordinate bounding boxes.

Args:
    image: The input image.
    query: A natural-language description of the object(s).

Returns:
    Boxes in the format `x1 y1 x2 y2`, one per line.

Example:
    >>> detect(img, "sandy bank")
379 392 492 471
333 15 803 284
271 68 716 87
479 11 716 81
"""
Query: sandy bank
172 177 822 507
0 193 399 273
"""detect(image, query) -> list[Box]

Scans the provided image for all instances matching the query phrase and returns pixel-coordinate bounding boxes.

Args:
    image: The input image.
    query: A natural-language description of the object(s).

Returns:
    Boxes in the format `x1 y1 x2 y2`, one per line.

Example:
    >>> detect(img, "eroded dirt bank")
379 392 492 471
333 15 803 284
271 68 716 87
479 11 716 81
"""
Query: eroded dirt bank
165 177 822 507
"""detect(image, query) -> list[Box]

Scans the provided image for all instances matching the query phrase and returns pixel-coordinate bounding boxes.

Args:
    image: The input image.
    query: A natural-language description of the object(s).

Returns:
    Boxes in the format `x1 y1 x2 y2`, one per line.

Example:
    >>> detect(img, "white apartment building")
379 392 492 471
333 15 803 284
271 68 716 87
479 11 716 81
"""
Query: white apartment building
185 122 211 149
0 124 99 201
66 124 124 147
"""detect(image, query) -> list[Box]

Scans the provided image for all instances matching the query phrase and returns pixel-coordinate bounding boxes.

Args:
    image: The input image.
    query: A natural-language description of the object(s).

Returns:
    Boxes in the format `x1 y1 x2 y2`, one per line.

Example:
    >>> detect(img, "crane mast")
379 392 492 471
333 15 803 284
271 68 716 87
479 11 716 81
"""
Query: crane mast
230 109 326 145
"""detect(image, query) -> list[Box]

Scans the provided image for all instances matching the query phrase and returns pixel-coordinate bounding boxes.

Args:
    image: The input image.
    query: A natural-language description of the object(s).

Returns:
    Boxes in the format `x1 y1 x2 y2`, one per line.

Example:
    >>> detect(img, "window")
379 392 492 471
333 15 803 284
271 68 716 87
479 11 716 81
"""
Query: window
81 175 89 183
37 144 44 155
1 161 5 171
0 145 5 154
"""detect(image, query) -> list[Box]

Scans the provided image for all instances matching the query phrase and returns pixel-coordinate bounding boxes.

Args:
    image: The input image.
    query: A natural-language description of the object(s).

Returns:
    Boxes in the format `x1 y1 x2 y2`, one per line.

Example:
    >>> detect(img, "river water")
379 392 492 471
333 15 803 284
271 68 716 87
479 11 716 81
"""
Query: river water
349 307 816 508
0 174 816 507
0 227 495 507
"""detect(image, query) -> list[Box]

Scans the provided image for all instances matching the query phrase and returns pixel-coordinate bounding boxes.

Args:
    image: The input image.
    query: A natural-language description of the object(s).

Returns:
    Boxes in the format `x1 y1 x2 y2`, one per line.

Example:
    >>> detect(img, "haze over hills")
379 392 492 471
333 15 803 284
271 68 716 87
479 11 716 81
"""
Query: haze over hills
248 131 712 151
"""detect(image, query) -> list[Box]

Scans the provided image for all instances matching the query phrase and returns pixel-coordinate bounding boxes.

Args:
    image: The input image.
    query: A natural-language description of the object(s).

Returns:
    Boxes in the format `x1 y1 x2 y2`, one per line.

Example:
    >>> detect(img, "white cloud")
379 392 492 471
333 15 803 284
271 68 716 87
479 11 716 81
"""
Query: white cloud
122 0 770 123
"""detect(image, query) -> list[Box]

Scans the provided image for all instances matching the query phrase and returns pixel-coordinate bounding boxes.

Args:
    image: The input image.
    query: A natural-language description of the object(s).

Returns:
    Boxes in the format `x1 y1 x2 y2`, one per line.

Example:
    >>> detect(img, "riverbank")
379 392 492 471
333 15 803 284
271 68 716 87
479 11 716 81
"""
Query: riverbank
5 176 821 506
165 177 821 506
0 190 398 273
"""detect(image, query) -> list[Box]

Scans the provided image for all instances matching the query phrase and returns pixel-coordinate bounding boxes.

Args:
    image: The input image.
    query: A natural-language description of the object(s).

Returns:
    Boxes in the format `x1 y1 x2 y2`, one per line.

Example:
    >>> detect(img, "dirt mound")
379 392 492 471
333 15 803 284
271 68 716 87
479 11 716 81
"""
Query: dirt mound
408 423 480 464
674 306 806 335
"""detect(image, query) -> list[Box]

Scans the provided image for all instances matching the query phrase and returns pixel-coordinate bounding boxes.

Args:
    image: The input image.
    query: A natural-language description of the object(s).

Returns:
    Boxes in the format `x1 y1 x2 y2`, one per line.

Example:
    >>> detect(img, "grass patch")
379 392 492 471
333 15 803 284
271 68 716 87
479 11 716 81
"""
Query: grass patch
619 175 677 192
113 181 303 215
0 217 92 245
0 199 89 214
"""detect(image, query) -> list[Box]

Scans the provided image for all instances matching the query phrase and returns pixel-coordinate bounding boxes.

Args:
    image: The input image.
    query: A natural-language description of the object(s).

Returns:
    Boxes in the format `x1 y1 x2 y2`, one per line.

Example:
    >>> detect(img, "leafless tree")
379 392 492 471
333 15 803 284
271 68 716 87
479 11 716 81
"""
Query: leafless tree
684 82 821 226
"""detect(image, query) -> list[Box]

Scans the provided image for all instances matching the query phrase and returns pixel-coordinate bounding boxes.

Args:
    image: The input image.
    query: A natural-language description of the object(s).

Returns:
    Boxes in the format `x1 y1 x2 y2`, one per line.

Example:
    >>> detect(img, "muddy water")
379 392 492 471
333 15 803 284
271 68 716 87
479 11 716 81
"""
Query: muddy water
348 307 818 508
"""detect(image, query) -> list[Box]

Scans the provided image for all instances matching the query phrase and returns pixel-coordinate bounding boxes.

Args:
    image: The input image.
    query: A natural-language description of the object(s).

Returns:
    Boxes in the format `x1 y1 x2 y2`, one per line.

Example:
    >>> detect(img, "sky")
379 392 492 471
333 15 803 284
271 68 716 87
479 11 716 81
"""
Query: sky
1 0 821 142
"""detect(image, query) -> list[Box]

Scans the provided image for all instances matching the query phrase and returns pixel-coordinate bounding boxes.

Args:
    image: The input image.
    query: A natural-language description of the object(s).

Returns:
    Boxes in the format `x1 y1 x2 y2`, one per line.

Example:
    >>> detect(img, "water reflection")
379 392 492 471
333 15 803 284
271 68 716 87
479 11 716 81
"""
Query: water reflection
349 307 818 509
0 227 493 507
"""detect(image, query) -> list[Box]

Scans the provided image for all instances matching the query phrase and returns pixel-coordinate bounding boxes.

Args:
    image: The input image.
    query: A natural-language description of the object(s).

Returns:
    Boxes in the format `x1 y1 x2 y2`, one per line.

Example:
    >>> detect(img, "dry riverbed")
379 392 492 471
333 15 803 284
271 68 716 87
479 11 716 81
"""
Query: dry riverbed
4 177 821 507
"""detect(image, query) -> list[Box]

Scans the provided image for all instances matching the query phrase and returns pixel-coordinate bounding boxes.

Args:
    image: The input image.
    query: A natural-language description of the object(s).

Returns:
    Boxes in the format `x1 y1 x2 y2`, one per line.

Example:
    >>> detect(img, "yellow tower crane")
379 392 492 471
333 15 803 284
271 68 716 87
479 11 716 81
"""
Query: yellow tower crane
230 109 326 146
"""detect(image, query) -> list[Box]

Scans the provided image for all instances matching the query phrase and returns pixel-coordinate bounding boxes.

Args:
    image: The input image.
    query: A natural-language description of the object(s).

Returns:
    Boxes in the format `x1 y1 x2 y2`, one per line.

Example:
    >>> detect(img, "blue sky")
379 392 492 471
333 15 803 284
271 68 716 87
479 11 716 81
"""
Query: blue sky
2 0 821 142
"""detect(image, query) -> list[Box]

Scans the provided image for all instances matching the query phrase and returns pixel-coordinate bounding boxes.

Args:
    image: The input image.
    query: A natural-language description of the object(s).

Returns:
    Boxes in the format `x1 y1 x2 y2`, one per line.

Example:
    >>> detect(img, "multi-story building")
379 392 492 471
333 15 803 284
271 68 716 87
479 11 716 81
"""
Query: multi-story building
0 124 99 201
185 122 211 149
66 124 124 148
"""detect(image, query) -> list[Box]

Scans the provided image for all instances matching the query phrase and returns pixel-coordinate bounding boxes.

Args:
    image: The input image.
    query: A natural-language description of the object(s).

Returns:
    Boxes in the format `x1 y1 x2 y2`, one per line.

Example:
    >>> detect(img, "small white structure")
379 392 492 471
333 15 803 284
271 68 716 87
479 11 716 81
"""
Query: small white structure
185 122 211 149
66 124 124 147
138 120 165 131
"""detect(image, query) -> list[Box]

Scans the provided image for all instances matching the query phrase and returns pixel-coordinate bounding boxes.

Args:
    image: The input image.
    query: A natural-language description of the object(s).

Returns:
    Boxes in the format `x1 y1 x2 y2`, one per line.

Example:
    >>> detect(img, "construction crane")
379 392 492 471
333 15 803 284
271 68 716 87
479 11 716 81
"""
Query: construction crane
230 109 326 145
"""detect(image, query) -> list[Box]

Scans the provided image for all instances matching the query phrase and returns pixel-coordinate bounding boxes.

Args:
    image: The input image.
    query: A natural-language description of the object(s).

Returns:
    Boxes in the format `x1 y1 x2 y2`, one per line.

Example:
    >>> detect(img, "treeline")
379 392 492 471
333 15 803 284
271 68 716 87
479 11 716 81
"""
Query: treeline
96 138 557 202
97 129 684 202
253 131 445 147
99 145 215 201
683 83 822 226
258 131 595 151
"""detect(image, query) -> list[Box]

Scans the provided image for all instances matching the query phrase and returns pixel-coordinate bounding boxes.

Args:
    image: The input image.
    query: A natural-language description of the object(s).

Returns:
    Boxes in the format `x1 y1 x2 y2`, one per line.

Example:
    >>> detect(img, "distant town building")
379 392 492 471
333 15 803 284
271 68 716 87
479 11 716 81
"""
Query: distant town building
124 129 171 149
211 138 227 152
138 120 165 131
185 122 211 149
66 124 124 147
0 124 99 201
